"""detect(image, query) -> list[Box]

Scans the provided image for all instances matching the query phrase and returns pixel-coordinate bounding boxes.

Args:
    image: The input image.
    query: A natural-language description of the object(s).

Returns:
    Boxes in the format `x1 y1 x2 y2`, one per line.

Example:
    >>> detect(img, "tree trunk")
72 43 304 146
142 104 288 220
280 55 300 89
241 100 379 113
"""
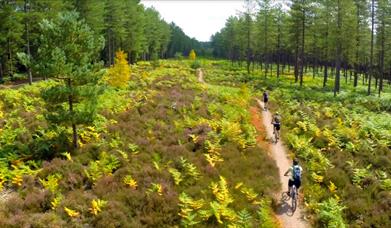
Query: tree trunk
335 0 341 99
299 0 305 87
354 1 360 88
354 71 358 87
25 0 33 85
67 79 78 149
7 38 13 79
264 9 268 79
368 0 374 95
294 42 299 83
0 63 3 82
323 64 328 88
379 11 385 97
344 66 348 84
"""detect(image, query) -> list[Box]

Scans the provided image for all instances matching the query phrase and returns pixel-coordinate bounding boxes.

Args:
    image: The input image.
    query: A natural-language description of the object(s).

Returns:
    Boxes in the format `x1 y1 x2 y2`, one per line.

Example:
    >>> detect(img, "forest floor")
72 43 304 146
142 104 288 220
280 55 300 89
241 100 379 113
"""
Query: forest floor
197 69 308 228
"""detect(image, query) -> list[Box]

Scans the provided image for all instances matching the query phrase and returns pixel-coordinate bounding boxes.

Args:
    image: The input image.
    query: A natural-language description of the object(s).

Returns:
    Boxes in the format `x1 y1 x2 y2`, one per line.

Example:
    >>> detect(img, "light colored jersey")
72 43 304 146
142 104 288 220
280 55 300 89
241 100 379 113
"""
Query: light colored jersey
273 114 281 123
286 165 303 181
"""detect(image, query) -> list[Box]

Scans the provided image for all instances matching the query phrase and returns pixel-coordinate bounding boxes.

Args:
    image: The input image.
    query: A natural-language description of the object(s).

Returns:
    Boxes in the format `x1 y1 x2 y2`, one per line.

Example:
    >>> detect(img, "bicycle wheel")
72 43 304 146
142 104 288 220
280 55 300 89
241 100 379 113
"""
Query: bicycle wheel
291 186 297 212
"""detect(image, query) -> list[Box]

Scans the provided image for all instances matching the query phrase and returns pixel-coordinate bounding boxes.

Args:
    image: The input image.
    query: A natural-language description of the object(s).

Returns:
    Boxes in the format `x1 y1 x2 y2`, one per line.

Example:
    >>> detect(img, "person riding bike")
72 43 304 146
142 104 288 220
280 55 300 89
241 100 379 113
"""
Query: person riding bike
271 112 281 140
263 90 269 111
284 159 303 196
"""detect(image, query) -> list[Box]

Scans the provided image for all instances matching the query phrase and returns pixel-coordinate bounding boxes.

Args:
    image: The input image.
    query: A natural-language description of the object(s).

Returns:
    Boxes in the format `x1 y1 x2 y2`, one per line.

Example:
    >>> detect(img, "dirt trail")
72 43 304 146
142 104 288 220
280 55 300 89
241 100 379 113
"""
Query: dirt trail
197 69 308 227
196 68 205 83
255 99 309 228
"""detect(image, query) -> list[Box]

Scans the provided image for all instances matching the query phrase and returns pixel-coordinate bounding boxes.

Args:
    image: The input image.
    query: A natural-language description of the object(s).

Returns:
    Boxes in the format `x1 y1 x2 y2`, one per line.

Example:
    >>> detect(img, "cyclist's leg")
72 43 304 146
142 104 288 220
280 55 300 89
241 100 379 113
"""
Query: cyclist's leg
295 179 301 191
288 179 294 196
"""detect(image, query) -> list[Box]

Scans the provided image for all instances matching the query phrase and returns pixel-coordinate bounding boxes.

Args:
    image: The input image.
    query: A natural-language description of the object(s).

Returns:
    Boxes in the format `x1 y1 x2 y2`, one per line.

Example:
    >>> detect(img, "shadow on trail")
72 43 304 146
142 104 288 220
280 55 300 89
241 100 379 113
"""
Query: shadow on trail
275 192 295 217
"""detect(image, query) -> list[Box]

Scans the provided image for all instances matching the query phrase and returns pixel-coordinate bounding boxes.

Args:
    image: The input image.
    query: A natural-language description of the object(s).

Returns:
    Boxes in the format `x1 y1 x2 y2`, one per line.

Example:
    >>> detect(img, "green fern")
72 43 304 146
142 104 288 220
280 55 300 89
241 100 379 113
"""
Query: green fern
256 199 278 228
178 192 203 227
317 198 347 228
179 157 201 184
168 168 183 185
39 173 62 193
85 152 120 184
236 209 253 228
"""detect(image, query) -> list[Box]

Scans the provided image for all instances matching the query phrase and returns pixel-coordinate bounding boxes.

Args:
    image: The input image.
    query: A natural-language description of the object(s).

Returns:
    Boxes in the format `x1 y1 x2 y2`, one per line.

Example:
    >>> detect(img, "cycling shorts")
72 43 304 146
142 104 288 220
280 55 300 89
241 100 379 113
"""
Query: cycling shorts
288 178 301 189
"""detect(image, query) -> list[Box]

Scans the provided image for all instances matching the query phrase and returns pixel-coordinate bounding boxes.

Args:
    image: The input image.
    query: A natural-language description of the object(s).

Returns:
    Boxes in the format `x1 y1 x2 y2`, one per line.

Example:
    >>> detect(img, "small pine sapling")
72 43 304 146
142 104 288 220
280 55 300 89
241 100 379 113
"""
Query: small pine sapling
104 50 131 88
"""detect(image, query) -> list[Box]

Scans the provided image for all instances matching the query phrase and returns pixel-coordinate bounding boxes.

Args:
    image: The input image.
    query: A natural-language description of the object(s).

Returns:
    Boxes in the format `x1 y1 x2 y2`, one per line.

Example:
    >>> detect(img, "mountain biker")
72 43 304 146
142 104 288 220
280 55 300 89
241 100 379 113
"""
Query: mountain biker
271 112 281 139
284 159 303 196
263 90 269 111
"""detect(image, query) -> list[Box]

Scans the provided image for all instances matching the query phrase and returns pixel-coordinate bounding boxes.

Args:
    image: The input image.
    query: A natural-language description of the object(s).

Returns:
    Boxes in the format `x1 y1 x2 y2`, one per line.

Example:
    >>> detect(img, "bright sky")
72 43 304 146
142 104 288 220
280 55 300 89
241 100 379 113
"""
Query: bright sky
141 0 246 42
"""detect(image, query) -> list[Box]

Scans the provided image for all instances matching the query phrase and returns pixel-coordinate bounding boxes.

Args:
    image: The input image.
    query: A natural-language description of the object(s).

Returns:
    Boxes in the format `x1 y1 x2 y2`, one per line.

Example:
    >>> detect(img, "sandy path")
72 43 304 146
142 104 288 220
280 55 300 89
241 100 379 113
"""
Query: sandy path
197 68 308 227
256 99 309 228
196 68 205 83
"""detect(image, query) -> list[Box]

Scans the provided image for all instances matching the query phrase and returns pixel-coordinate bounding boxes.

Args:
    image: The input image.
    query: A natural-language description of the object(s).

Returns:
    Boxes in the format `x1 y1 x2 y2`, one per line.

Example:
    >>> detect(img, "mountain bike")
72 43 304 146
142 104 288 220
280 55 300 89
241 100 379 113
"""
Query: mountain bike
290 185 298 212
284 174 298 213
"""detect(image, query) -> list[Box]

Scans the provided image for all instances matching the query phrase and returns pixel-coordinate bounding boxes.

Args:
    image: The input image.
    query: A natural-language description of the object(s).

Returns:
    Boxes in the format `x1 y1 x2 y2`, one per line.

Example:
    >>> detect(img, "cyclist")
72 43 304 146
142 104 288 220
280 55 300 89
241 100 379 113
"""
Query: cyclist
271 112 281 140
284 159 303 196
263 90 269 111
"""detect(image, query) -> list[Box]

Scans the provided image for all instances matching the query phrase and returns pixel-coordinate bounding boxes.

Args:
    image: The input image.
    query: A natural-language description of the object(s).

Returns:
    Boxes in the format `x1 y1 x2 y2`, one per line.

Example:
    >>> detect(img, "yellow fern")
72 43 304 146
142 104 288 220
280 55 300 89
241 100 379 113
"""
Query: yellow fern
61 152 72 161
312 172 324 183
64 207 80 218
123 175 137 189
12 174 23 187
328 181 337 193
147 183 163 196
211 176 234 206
51 194 63 210
89 199 108 216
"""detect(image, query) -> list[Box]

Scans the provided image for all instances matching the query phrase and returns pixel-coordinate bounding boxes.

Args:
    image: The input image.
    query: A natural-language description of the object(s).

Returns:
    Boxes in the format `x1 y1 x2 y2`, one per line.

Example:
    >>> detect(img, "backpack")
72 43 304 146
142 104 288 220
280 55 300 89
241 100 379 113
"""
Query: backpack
263 92 268 100
293 165 302 181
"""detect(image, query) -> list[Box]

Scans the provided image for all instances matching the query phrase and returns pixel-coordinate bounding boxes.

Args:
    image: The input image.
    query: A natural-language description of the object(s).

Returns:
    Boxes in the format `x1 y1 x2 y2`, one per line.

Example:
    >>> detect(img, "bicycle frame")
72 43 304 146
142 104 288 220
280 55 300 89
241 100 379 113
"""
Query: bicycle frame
291 185 298 212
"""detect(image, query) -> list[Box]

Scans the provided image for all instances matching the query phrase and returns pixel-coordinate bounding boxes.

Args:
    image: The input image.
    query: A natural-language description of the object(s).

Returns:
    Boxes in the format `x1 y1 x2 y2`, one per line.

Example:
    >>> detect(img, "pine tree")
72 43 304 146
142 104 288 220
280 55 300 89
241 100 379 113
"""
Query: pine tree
189 49 196 60
105 50 131 88
0 1 23 80
37 11 104 149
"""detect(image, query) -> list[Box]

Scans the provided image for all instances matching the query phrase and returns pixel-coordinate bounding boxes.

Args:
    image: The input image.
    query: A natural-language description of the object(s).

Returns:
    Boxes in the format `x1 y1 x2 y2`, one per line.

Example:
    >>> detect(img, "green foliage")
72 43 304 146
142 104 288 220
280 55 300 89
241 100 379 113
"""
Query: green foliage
84 152 120 183
190 60 201 69
168 168 183 185
39 173 62 193
179 157 201 184
317 198 347 228
178 192 204 227
37 11 104 148
236 209 253 227
257 200 278 228
198 176 236 223
0 61 279 227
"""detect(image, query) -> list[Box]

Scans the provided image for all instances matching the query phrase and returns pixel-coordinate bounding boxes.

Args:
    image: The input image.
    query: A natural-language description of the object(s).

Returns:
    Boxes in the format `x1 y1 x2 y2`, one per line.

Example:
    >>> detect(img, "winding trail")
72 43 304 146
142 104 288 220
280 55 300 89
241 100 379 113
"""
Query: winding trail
255 99 309 228
196 69 308 227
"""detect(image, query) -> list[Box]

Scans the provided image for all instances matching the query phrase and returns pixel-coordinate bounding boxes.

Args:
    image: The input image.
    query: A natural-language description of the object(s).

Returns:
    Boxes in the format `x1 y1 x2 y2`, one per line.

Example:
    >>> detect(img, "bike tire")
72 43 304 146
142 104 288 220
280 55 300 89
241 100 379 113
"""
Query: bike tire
291 187 297 212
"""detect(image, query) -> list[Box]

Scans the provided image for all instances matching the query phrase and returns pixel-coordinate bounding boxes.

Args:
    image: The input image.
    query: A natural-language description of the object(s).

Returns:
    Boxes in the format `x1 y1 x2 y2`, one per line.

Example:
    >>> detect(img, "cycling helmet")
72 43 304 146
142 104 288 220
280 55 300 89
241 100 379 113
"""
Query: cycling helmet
275 112 279 115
